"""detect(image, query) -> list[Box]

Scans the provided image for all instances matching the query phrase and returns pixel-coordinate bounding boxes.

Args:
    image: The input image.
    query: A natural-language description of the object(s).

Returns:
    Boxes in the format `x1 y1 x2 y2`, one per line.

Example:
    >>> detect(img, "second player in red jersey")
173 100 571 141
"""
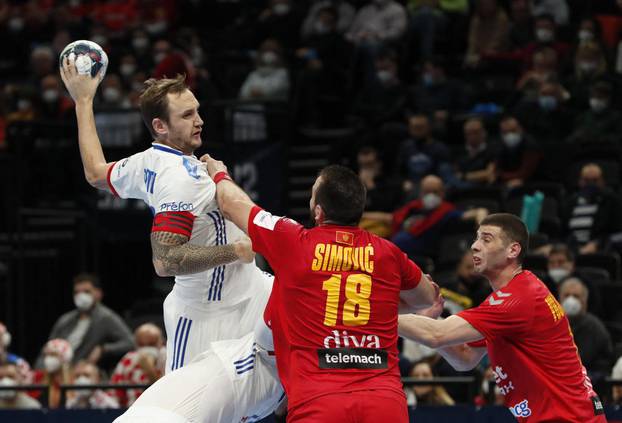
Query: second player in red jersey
399 214 606 422
201 159 440 422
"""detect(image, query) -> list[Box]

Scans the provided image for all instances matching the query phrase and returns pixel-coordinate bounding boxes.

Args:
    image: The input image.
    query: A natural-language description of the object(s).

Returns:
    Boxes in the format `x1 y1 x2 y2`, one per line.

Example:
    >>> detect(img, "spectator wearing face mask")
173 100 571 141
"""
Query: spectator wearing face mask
36 75 74 120
568 81 622 145
474 365 506 406
255 0 304 51
363 175 487 260
301 0 355 37
558 278 613 379
36 273 133 372
541 243 603 313
494 115 541 189
66 361 119 409
350 50 406 126
239 38 289 101
32 339 73 408
98 74 130 109
110 323 165 406
0 363 41 409
566 42 614 111
0 322 32 384
408 57 466 117
562 163 622 254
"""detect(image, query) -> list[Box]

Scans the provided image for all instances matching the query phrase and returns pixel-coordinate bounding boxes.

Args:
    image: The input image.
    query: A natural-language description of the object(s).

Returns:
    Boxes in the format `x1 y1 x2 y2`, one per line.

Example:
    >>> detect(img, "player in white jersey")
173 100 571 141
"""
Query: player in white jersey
60 60 272 372
113 272 284 423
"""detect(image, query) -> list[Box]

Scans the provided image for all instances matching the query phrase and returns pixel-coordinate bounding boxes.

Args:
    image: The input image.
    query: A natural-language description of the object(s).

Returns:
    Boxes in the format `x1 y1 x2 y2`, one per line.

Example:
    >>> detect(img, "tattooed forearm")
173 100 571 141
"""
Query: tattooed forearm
150 231 240 276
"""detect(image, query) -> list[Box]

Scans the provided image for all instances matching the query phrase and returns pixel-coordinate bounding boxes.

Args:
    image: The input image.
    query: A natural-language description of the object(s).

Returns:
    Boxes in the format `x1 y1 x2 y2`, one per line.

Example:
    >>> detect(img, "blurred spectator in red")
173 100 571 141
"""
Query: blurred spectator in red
32 339 73 408
66 361 118 409
36 75 74 120
111 323 165 407
0 362 41 409
0 322 31 384
152 39 197 90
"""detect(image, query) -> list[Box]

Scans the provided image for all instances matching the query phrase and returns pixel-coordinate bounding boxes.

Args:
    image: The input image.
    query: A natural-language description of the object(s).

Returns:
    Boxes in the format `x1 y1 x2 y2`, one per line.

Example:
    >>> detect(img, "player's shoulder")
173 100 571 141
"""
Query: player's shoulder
252 208 303 233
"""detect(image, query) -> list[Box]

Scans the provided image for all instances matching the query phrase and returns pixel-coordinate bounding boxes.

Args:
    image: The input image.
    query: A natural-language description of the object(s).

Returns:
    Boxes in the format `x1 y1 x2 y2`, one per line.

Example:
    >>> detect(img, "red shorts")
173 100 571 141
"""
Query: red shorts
287 389 409 423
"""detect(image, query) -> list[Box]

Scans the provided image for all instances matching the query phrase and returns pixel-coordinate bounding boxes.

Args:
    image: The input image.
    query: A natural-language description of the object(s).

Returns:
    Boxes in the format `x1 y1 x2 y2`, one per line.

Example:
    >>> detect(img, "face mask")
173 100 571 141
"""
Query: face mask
154 52 167 64
590 98 608 113
137 346 160 360
42 90 59 103
376 70 393 83
103 87 121 103
422 193 442 210
1 331 10 348
0 377 17 400
145 21 167 35
579 62 597 74
422 72 435 87
8 17 24 32
536 28 554 43
314 21 330 34
538 95 557 111
581 183 601 198
466 142 486 156
561 295 582 317
133 37 149 51
578 30 594 42
120 63 136 77
74 292 94 311
17 99 31 111
272 3 290 15
548 268 569 283
502 132 521 148
44 355 62 373
73 375 93 397
261 51 278 66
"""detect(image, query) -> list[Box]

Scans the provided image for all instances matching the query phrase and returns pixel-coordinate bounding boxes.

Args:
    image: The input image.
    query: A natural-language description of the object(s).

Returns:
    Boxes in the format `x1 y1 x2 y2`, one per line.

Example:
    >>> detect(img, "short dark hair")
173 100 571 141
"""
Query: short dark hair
73 273 101 289
316 165 366 226
139 74 188 138
479 213 529 262
549 243 574 262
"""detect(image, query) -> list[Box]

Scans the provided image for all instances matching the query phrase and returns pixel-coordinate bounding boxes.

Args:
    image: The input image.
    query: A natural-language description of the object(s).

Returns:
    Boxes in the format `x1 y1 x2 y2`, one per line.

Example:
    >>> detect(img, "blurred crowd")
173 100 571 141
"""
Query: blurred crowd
1 0 622 410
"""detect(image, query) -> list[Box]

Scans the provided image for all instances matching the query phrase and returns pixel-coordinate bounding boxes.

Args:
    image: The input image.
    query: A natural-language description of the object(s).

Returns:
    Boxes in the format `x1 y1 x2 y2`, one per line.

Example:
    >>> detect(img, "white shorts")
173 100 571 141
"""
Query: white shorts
163 273 273 373
114 332 283 423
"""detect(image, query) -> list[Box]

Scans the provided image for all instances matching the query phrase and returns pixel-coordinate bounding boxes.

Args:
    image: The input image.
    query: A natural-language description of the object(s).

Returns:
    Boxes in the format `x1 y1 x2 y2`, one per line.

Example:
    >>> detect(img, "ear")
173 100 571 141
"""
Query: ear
152 118 168 138
507 242 522 260
314 204 324 225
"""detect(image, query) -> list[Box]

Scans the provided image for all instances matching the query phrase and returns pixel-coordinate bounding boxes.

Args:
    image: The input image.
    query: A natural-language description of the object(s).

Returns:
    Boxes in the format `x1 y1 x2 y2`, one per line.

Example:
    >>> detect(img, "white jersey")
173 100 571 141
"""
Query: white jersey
107 142 266 307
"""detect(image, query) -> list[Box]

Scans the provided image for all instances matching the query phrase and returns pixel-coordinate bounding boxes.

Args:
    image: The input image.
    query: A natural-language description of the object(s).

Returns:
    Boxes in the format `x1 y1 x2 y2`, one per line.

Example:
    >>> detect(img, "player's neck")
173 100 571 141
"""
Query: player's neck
155 139 194 156
487 264 522 291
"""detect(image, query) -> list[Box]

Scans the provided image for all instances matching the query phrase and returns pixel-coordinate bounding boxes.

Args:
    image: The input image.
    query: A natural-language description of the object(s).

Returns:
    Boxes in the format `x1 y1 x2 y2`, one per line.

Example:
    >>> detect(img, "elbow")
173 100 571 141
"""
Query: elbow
84 171 100 188
153 259 173 277
452 360 477 372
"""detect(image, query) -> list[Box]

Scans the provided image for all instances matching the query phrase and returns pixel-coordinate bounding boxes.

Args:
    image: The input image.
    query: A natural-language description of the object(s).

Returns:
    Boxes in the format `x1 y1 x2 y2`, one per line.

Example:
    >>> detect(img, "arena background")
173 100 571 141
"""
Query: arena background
0 0 622 421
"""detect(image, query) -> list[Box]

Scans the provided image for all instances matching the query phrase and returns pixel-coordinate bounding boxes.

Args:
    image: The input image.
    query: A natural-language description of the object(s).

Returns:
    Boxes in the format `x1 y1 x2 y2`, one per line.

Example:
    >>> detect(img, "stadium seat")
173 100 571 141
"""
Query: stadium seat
576 252 621 281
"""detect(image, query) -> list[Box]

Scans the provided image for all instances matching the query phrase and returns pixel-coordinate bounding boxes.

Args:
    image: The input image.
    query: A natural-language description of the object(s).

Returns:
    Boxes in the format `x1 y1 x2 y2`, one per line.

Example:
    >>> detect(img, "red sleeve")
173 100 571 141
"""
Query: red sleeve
106 162 119 197
248 206 303 265
398 251 422 290
458 292 532 340
152 211 196 237
467 339 487 348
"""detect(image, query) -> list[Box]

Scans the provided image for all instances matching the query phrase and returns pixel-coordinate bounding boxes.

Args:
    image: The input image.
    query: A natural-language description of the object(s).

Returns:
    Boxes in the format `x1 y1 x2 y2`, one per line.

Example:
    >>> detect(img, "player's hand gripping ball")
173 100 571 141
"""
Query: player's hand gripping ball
59 40 108 81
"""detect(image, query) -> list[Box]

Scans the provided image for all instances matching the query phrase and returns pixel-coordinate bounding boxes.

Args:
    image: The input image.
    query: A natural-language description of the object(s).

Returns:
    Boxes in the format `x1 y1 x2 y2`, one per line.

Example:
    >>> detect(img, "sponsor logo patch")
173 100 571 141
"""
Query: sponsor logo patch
509 399 532 418
318 348 388 369
253 210 281 231
159 201 194 212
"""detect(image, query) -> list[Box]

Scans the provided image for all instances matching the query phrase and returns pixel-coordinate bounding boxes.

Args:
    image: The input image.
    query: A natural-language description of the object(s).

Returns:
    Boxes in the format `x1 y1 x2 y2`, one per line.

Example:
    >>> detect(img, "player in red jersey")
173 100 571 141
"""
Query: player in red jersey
399 213 606 422
200 157 440 422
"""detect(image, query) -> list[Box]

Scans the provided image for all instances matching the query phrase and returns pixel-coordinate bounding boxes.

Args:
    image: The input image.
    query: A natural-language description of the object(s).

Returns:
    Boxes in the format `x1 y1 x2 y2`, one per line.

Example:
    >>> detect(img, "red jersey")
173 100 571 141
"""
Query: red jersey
459 271 606 422
248 207 422 410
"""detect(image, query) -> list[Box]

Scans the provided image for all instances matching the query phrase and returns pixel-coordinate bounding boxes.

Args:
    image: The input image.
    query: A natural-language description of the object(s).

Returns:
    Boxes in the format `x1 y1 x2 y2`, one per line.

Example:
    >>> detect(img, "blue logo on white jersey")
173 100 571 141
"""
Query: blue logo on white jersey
160 202 194 212
144 168 157 194
510 400 532 417
183 157 200 180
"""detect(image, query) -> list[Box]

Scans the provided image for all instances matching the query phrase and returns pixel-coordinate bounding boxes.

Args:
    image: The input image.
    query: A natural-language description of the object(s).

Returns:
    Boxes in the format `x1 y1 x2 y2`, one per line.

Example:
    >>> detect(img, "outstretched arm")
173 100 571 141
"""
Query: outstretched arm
200 154 257 234
398 314 483 348
60 55 113 190
151 232 255 277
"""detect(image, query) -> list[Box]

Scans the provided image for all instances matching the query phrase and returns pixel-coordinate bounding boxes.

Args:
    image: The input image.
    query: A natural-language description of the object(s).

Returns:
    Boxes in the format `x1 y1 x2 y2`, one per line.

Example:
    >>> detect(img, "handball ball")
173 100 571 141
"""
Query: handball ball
59 40 108 81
